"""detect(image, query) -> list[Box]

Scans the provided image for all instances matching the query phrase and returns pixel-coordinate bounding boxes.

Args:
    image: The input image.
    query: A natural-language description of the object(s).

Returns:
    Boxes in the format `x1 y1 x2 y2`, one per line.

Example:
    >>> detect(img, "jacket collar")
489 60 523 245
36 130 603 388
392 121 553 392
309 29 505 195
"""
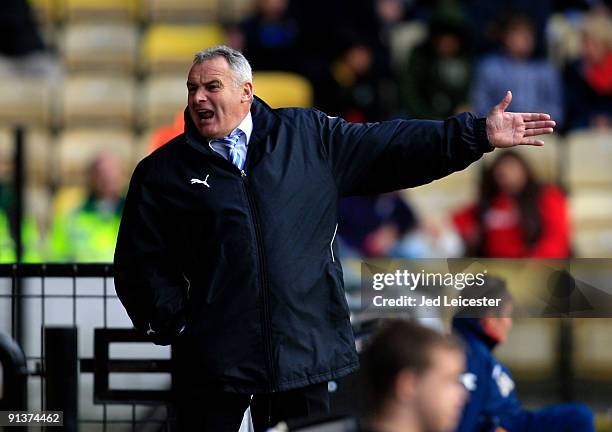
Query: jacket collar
452 317 499 350
183 95 280 167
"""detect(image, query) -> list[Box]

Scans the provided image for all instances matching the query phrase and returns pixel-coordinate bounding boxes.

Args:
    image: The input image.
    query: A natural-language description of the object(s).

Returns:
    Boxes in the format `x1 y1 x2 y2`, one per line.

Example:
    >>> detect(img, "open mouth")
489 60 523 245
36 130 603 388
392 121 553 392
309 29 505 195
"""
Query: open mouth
197 109 214 120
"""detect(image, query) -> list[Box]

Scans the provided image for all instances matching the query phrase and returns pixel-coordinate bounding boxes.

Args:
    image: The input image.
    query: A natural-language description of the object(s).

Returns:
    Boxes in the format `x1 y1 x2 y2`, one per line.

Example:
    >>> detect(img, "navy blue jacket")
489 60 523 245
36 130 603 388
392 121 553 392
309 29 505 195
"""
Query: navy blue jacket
114 96 493 394
453 318 594 432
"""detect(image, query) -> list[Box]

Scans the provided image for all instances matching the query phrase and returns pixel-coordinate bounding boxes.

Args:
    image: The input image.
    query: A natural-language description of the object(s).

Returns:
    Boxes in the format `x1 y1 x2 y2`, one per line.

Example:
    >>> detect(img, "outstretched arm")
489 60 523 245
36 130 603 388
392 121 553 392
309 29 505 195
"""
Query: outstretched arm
317 91 556 197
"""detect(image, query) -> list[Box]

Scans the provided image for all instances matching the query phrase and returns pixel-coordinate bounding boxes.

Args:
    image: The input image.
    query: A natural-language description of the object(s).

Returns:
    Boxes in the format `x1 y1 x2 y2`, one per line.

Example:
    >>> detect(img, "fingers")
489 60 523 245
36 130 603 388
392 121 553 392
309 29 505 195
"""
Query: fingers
520 112 551 121
519 139 545 146
495 90 513 112
524 120 556 129
524 128 554 136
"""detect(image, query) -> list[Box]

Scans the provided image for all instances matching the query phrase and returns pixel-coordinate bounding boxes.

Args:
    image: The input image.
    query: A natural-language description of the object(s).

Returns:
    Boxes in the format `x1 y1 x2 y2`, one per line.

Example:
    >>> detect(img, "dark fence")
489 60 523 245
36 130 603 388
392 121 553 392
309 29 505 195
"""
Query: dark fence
0 264 174 432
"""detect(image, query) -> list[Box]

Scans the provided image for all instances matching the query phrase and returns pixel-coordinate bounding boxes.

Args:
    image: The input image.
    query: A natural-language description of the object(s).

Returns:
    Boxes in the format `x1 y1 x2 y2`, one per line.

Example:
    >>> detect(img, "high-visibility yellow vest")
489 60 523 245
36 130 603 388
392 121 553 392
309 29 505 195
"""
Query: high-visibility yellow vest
0 210 44 263
48 197 123 262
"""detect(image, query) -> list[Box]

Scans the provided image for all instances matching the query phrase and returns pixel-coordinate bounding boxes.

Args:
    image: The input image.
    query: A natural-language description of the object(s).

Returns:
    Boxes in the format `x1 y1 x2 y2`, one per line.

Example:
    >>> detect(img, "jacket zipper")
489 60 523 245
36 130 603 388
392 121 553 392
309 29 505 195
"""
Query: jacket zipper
205 141 277 393
240 168 277 393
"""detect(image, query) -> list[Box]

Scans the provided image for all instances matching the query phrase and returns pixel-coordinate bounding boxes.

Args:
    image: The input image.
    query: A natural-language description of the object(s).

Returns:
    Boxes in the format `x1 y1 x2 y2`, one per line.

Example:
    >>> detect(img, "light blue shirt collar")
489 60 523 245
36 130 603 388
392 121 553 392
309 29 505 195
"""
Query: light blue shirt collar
231 111 253 145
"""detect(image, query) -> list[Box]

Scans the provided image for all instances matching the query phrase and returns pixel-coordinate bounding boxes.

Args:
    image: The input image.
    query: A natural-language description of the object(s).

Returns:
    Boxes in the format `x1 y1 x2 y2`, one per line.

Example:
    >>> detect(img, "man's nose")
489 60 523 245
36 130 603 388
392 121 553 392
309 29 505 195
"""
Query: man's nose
195 89 208 103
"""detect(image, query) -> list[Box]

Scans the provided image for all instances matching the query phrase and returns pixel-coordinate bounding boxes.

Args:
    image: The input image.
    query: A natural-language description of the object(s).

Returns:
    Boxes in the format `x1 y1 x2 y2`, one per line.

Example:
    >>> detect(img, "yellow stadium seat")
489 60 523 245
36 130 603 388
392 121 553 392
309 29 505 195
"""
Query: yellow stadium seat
571 188 612 229
59 0 139 21
253 72 313 108
62 23 139 73
567 130 612 188
140 75 186 128
573 319 612 379
55 128 135 185
61 75 136 127
141 24 225 74
143 0 220 22
495 318 559 380
573 226 612 258
0 77 54 127
0 128 51 186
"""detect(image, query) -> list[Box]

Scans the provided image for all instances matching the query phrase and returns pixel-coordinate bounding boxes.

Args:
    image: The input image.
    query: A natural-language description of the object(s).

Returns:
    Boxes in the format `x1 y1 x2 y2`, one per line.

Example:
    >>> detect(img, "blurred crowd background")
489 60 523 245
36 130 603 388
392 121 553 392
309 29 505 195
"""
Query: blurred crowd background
0 0 611 262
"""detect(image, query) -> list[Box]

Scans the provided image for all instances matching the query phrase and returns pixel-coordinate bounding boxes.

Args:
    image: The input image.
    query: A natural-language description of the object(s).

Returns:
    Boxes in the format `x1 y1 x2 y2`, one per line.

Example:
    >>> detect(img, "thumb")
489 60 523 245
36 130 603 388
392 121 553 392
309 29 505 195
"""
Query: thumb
494 90 512 112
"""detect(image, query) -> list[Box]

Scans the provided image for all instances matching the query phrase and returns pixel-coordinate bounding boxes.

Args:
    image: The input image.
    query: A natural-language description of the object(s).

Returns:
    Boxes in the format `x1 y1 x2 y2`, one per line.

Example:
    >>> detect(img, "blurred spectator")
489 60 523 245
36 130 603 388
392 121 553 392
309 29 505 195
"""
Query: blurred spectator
290 0 395 115
48 152 125 262
452 151 571 257
339 193 465 259
230 0 301 72
360 319 467 432
0 184 43 262
0 0 61 78
338 193 417 257
460 0 553 56
471 13 564 126
377 0 407 28
453 276 595 432
317 41 396 122
399 17 473 119
564 11 612 130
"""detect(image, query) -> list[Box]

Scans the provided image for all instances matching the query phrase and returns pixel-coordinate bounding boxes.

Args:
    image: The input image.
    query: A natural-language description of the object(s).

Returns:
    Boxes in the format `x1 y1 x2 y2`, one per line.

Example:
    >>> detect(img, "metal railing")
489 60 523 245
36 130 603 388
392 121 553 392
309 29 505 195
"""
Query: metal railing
0 263 173 431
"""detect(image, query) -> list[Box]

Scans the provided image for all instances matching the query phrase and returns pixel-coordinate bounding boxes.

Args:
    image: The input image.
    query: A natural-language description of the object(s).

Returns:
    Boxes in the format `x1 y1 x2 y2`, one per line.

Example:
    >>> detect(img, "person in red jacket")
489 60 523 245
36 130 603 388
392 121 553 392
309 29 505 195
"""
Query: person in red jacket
452 150 570 257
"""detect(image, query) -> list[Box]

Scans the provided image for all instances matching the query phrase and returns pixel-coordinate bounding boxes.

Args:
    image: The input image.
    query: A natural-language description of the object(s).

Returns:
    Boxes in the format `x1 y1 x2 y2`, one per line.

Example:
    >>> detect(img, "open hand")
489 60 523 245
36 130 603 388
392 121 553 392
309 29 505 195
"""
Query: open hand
486 91 556 148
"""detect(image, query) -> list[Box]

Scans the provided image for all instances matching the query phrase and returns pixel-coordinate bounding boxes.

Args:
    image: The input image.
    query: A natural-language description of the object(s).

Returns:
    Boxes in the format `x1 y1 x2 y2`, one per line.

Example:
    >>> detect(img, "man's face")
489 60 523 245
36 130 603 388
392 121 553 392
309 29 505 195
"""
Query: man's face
187 57 253 139
414 348 467 432
482 302 514 344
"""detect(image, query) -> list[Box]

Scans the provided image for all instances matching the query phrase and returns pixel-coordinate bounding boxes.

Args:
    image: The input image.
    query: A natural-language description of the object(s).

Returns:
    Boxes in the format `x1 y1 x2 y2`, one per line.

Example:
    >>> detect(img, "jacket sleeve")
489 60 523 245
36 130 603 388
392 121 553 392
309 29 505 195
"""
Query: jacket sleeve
315 110 495 197
113 158 187 345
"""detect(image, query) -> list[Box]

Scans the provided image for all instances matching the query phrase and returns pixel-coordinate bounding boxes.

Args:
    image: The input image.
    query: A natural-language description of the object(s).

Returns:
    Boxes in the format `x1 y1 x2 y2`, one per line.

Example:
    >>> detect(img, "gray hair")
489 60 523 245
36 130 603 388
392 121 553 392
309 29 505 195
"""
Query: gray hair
193 45 253 86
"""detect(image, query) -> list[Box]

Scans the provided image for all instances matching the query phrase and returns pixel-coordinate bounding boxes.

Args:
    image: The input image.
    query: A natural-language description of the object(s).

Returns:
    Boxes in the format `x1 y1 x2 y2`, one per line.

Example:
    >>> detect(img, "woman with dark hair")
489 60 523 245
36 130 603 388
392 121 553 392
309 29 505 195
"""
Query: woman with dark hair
452 151 570 257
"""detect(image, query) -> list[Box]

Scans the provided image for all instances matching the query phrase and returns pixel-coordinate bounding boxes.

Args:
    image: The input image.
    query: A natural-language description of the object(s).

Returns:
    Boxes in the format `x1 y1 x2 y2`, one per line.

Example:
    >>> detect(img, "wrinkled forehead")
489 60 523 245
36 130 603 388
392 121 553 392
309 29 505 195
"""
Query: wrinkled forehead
187 57 234 84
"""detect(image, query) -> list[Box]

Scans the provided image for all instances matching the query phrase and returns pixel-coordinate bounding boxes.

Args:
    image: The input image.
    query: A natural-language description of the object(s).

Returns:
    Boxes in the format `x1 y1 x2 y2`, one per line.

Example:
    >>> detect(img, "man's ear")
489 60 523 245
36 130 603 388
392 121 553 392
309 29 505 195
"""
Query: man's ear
480 316 498 340
242 81 253 102
395 369 418 403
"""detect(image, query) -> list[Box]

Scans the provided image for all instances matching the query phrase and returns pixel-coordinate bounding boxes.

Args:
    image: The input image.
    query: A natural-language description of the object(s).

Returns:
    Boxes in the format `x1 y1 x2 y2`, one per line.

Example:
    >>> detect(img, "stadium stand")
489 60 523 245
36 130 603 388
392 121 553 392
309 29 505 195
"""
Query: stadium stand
567 130 612 188
495 319 559 381
141 24 225 74
0 77 54 127
59 0 140 22
142 0 221 23
573 318 612 380
0 128 51 186
140 74 187 128
61 22 139 73
252 71 313 108
60 74 136 127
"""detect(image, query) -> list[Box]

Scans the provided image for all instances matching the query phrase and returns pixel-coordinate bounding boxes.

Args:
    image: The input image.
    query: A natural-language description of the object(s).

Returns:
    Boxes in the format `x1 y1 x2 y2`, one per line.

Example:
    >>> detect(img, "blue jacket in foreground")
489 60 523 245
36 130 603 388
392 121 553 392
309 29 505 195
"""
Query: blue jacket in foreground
453 318 594 432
